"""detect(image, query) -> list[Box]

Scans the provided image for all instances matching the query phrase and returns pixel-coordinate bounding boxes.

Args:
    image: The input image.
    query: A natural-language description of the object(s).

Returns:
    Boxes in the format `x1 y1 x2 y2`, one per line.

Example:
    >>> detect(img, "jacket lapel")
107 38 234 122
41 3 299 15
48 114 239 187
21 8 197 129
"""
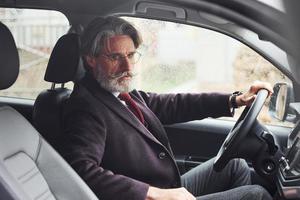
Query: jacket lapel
132 93 179 169
132 93 172 150
81 75 162 145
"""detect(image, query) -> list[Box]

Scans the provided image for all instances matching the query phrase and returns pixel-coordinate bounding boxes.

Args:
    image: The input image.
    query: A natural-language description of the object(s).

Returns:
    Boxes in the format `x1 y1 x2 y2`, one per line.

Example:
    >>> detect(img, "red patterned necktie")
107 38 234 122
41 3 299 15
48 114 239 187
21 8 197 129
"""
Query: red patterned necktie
118 93 145 124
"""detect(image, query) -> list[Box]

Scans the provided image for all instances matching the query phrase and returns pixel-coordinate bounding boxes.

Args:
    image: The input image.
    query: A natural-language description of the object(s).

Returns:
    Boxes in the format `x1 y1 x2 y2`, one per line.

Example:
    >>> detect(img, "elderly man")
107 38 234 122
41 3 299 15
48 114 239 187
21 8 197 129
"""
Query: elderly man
60 16 273 200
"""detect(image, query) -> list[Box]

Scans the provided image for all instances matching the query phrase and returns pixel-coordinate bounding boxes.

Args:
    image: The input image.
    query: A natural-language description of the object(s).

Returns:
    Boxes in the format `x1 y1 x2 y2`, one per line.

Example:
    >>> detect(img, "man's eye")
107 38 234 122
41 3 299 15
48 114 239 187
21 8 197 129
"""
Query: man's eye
109 54 121 60
127 52 135 59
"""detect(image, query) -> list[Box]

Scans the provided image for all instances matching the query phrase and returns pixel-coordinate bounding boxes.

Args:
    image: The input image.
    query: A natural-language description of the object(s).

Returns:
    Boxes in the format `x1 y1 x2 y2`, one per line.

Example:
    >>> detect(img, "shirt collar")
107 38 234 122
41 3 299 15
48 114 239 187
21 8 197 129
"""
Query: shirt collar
112 92 120 97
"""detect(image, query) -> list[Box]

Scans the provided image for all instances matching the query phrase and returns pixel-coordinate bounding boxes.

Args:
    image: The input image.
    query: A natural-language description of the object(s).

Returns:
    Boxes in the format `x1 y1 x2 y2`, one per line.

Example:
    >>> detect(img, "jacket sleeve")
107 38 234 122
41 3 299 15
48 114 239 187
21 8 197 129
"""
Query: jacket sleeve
60 108 149 200
137 91 232 124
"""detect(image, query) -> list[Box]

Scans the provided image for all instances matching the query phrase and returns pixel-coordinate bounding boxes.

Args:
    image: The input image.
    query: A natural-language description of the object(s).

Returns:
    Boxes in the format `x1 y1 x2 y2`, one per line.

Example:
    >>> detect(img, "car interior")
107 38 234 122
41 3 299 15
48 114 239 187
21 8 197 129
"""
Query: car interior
0 21 98 200
33 33 82 148
1 0 300 200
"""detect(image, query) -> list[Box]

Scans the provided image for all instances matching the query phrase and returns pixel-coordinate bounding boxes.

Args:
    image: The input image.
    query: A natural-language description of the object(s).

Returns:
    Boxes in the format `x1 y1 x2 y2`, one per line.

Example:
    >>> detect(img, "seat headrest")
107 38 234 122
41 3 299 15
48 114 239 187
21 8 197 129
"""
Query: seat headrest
0 22 19 90
45 33 84 83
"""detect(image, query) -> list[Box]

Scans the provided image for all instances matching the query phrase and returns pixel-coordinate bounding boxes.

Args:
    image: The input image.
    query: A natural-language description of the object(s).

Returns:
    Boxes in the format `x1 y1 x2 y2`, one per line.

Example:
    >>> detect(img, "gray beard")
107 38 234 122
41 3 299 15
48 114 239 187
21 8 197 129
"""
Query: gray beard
94 67 133 93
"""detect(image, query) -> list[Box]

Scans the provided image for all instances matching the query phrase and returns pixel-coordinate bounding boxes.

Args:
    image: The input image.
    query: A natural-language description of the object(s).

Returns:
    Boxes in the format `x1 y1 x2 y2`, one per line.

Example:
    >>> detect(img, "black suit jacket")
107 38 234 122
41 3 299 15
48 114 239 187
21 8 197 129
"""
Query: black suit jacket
60 74 232 200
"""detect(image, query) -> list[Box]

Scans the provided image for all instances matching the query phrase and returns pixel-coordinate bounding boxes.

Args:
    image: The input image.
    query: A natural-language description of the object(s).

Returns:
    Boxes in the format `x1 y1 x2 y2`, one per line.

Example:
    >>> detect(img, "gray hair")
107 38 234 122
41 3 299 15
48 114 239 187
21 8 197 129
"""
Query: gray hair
81 16 142 57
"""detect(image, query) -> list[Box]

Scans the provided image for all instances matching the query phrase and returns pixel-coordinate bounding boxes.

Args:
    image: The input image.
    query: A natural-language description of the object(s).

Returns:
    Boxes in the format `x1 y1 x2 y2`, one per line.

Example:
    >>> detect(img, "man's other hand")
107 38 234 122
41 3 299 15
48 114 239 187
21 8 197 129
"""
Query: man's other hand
236 81 273 107
146 186 196 200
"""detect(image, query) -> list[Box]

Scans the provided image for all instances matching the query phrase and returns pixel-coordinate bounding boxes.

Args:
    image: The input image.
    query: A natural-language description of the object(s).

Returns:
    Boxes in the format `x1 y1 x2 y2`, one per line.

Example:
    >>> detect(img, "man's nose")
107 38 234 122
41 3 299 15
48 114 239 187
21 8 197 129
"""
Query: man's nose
120 56 133 71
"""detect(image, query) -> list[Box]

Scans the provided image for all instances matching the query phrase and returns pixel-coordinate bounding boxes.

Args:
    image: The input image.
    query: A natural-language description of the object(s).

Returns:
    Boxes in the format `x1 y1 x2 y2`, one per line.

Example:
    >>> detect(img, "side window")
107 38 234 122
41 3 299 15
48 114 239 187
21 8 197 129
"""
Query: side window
123 17 293 127
0 8 70 99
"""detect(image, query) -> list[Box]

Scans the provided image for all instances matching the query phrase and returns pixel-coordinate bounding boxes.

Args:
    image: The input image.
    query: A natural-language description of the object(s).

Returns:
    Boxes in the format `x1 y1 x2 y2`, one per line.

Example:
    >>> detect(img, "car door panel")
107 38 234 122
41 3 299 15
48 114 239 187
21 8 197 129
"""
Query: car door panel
165 118 291 174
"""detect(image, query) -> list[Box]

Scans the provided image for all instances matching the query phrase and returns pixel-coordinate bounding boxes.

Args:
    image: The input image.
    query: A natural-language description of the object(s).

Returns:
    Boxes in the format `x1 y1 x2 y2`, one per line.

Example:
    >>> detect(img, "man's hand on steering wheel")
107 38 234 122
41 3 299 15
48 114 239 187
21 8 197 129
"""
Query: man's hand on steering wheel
236 81 273 107
214 81 274 172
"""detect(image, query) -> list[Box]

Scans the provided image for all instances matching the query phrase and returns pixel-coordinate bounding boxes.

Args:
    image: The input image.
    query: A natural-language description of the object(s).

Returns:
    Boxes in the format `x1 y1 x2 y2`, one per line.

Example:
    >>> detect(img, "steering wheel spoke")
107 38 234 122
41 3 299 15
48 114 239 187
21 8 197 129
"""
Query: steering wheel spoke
213 89 269 171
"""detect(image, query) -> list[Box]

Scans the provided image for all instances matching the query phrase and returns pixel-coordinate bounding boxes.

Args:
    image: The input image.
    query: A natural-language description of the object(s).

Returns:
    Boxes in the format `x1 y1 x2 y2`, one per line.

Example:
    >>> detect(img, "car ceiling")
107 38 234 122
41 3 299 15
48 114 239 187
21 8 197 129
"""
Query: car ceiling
0 0 290 53
0 0 299 83
0 0 130 15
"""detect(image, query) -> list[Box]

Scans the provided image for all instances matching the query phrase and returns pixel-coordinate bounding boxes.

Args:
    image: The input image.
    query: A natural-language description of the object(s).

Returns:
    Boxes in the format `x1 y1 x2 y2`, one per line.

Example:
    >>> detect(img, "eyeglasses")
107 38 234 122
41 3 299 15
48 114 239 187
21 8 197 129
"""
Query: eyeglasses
101 51 141 65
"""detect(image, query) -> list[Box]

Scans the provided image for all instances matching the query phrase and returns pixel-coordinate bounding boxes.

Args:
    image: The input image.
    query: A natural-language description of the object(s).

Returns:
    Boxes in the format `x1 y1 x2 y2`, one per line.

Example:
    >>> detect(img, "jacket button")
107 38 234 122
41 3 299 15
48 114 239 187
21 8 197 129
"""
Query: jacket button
158 152 166 159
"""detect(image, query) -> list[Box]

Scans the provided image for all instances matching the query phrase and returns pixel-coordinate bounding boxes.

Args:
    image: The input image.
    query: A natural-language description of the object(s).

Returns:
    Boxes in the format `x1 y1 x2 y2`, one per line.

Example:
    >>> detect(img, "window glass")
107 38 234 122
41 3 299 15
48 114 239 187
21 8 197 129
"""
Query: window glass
123 17 293 127
0 8 70 99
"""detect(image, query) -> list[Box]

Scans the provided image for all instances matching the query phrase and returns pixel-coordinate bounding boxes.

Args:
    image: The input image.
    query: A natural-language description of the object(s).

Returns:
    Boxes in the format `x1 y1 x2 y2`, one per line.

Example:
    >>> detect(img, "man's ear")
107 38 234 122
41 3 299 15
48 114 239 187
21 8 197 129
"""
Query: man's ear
85 55 97 69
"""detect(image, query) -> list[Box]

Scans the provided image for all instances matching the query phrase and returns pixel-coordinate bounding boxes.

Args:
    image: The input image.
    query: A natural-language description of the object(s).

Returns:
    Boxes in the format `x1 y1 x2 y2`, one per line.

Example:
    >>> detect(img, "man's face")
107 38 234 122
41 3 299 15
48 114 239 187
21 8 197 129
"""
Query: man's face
86 35 136 93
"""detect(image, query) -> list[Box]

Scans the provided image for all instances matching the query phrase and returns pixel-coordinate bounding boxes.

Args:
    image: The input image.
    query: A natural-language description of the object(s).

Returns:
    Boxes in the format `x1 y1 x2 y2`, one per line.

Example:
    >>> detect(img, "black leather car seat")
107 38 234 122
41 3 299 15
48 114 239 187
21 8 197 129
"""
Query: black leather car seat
33 33 84 149
0 22 97 200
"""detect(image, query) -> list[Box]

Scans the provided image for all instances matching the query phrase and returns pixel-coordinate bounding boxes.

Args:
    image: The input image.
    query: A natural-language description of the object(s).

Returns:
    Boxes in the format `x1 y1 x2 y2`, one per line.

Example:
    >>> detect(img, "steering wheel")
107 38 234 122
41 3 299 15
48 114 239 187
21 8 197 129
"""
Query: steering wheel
213 89 269 171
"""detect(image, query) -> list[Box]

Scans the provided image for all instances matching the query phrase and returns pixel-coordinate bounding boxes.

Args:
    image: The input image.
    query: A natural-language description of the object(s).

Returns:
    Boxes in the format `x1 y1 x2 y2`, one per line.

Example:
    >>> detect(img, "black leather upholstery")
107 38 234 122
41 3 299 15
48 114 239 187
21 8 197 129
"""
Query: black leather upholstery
0 22 19 89
33 33 82 148
45 33 82 83
33 88 72 147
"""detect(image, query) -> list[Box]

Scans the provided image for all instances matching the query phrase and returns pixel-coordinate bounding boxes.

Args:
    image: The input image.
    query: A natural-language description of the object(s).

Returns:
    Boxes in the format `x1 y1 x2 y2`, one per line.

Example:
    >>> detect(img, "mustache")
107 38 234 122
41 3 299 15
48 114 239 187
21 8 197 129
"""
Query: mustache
108 71 137 80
